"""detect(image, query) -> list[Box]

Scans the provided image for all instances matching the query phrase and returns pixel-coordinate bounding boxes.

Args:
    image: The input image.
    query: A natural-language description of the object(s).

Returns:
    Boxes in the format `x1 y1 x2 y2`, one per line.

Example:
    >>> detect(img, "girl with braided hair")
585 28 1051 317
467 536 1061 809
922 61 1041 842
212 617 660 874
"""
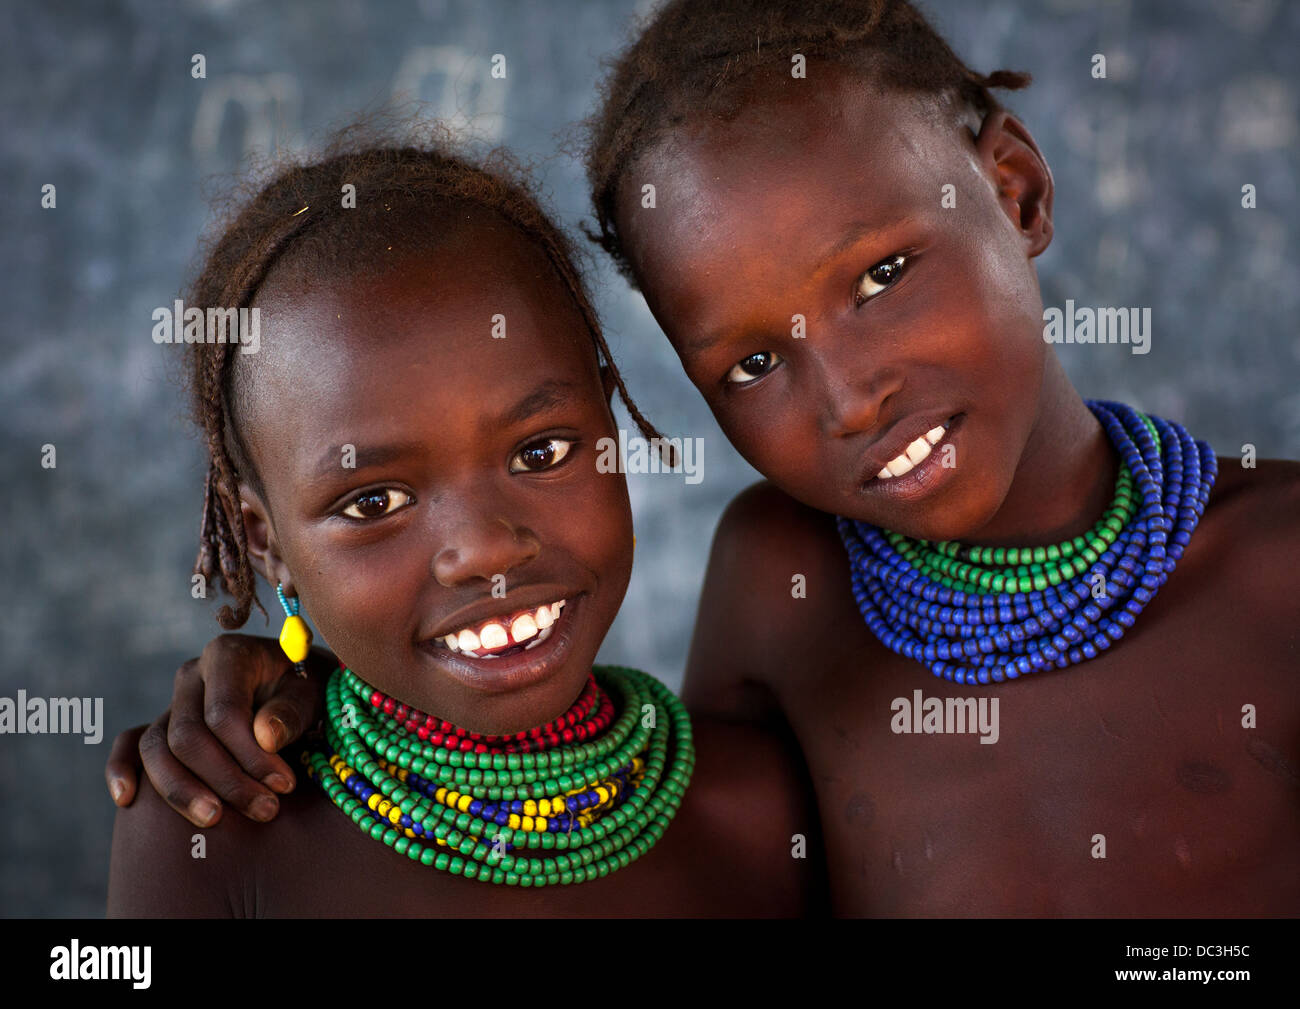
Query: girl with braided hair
111 0 1298 916
107 125 820 916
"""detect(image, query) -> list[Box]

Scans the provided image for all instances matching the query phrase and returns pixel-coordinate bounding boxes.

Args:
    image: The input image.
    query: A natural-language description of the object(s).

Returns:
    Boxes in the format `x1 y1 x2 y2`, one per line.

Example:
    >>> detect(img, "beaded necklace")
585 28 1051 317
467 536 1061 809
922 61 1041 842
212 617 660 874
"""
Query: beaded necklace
302 665 695 886
837 400 1217 685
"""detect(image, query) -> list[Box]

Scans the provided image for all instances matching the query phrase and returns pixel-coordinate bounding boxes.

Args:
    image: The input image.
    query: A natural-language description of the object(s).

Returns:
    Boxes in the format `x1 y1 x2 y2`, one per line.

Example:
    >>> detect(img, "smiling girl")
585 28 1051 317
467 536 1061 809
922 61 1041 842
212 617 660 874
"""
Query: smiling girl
110 1 1298 917
106 131 819 916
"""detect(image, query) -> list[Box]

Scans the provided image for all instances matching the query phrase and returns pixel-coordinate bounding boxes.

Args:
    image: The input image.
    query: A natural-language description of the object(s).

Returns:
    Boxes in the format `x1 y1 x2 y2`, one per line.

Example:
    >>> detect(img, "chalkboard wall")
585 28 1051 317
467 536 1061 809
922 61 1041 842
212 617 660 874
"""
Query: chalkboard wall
1 0 1296 916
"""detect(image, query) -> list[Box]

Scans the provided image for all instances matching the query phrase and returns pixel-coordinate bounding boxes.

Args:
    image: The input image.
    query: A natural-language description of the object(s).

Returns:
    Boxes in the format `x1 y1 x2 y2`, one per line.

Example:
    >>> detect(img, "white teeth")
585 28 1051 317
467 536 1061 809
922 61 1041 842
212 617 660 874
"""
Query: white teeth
886 454 914 477
511 614 538 642
479 623 508 649
877 423 952 479
905 437 931 464
525 623 554 650
438 598 567 655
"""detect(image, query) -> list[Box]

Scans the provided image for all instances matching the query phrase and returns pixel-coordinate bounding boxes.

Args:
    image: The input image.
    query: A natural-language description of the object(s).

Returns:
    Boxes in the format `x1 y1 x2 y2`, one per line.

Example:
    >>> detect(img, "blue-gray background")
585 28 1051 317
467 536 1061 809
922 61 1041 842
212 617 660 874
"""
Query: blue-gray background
1 0 1296 916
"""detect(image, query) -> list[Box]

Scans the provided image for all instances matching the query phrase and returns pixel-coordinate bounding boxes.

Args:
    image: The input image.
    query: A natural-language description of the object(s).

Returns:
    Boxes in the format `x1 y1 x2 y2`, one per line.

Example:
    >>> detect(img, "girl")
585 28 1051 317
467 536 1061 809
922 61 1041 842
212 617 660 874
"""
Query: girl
111 0 1299 915
107 128 820 916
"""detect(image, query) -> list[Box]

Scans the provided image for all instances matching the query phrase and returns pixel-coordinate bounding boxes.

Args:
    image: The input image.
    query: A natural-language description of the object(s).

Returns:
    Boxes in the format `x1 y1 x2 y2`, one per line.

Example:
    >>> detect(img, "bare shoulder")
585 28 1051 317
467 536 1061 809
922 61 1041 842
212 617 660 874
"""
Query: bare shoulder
681 481 854 716
665 715 827 914
1200 456 1300 588
107 771 257 917
712 480 847 576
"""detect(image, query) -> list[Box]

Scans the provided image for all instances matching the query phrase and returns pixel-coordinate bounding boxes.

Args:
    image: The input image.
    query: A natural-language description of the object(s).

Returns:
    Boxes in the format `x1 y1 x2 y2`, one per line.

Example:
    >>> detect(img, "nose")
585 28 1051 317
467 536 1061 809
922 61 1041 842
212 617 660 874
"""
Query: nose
820 356 903 438
431 515 541 588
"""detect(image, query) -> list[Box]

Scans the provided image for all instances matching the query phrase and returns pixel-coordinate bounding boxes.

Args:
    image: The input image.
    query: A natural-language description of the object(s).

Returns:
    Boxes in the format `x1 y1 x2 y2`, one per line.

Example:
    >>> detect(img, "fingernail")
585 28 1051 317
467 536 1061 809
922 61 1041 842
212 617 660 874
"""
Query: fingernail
268 716 288 749
250 795 279 822
263 773 293 794
190 798 219 825
110 779 125 803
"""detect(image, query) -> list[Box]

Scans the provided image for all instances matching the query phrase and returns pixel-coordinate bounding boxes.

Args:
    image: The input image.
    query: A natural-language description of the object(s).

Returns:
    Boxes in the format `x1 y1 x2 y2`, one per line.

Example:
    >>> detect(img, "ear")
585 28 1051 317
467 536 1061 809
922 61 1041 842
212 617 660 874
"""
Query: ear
975 111 1054 258
239 484 296 596
599 364 618 407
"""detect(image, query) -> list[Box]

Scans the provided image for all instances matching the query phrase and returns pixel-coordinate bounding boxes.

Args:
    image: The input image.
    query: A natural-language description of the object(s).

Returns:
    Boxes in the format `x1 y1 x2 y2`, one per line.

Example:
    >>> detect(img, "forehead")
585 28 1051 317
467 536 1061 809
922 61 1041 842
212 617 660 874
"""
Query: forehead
240 219 602 447
618 69 973 321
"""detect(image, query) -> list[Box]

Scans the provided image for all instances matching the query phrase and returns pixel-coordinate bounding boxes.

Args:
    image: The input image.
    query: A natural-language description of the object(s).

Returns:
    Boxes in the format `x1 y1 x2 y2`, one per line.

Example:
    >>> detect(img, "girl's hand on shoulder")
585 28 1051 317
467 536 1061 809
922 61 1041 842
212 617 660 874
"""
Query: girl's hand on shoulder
104 633 332 827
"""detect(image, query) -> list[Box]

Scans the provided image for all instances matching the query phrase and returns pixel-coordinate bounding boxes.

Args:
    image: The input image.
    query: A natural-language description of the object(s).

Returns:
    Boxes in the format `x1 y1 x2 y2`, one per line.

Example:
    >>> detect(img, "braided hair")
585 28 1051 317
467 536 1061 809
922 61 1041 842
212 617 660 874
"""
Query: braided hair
584 0 1031 285
185 126 665 629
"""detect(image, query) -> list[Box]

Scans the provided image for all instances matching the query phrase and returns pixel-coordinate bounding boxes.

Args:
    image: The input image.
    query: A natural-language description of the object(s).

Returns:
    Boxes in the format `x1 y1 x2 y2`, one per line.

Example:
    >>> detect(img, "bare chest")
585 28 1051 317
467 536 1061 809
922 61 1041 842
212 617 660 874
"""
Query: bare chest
779 568 1299 916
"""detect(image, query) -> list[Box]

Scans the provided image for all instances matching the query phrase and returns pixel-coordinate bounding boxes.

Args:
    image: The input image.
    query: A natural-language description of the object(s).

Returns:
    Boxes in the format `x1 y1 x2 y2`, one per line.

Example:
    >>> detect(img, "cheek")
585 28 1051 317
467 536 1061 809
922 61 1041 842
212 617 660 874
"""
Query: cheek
581 469 634 586
283 532 425 670
940 227 1048 409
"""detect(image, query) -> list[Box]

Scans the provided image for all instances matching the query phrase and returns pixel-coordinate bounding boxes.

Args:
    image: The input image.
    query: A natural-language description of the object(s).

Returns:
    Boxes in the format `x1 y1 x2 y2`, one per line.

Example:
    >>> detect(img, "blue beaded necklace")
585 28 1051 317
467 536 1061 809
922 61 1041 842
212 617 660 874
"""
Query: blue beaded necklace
837 400 1217 685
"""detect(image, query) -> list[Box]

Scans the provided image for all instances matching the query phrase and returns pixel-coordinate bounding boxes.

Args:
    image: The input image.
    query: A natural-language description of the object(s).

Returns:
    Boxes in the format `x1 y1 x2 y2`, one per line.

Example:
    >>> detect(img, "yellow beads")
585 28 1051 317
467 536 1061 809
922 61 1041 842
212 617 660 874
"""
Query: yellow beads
279 614 313 663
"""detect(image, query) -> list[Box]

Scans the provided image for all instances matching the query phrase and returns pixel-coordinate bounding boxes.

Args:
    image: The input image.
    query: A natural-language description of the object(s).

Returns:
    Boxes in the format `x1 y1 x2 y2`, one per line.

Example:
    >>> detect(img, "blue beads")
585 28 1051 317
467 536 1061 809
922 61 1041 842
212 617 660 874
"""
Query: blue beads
837 401 1217 685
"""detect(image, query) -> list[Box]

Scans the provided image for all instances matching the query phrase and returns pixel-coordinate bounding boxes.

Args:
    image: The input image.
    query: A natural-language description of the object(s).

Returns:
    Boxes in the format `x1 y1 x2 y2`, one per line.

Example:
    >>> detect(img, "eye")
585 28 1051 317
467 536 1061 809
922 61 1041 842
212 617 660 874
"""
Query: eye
341 488 413 520
726 351 782 385
854 254 908 306
509 437 573 473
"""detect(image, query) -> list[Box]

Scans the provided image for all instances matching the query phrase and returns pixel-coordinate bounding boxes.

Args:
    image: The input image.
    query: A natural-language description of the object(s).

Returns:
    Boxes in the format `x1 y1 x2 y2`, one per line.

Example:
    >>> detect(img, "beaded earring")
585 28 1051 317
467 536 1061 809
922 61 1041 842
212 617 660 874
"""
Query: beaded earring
276 582 312 678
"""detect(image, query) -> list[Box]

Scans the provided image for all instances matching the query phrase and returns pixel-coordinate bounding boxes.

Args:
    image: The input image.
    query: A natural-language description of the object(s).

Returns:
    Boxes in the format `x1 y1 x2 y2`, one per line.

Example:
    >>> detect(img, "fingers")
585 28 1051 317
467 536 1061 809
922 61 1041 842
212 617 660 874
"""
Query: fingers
165 659 285 822
105 725 147 806
138 711 225 828
252 662 327 759
190 650 298 792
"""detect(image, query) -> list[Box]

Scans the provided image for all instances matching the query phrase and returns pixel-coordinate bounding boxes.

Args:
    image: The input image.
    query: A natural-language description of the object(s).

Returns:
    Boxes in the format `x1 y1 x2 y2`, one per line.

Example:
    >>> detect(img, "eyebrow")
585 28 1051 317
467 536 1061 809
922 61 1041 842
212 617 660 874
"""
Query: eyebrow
308 379 585 481
312 441 428 481
684 217 913 356
493 378 582 428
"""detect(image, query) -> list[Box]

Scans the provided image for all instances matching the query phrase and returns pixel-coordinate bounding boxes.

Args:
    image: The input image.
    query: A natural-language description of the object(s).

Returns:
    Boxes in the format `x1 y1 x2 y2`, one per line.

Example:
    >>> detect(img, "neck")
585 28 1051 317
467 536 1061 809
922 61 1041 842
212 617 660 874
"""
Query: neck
962 355 1119 548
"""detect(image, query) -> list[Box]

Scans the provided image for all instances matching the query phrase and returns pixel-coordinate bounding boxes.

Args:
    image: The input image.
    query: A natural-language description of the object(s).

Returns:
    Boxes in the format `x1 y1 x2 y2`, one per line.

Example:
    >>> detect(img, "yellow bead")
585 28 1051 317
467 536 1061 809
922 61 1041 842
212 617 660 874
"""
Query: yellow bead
457 795 472 813
279 615 313 663
508 814 521 829
538 799 552 817
535 816 548 831
368 794 381 811
523 800 537 816
388 807 402 824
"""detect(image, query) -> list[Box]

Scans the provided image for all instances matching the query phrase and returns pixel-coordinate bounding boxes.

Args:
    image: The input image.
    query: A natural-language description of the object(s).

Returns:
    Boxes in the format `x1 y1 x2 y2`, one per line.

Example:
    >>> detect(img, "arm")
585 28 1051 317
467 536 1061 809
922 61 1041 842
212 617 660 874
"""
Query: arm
105 634 334 826
681 480 844 723
107 770 242 917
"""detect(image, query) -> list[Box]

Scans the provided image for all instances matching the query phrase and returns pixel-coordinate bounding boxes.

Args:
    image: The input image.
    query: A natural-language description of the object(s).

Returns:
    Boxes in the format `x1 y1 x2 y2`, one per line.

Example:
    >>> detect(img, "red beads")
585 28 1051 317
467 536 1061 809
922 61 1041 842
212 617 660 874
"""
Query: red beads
364 675 616 754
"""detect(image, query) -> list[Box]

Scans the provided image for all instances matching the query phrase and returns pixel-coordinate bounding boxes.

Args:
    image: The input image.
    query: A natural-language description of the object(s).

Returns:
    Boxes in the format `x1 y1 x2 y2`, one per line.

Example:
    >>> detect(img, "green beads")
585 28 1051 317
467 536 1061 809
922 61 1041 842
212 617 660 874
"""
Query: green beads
888 455 1147 596
303 666 695 888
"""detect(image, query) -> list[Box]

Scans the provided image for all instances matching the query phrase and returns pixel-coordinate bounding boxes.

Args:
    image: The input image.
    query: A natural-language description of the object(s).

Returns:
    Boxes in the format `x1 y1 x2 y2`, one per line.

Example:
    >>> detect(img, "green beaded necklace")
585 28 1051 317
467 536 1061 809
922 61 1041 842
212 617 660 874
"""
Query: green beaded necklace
887 414 1156 596
889 462 1136 595
302 665 695 887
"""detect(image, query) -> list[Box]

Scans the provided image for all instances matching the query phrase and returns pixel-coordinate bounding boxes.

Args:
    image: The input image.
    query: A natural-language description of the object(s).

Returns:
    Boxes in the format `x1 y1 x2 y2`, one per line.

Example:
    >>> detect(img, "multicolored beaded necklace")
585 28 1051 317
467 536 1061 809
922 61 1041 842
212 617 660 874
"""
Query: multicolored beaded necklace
301 665 695 886
837 400 1217 685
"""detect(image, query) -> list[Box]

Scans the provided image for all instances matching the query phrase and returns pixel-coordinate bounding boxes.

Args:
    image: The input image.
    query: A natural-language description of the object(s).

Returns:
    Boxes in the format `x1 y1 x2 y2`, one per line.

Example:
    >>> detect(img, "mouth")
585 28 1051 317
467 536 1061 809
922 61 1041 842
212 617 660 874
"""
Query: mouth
430 598 567 659
860 413 964 498
417 595 581 695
